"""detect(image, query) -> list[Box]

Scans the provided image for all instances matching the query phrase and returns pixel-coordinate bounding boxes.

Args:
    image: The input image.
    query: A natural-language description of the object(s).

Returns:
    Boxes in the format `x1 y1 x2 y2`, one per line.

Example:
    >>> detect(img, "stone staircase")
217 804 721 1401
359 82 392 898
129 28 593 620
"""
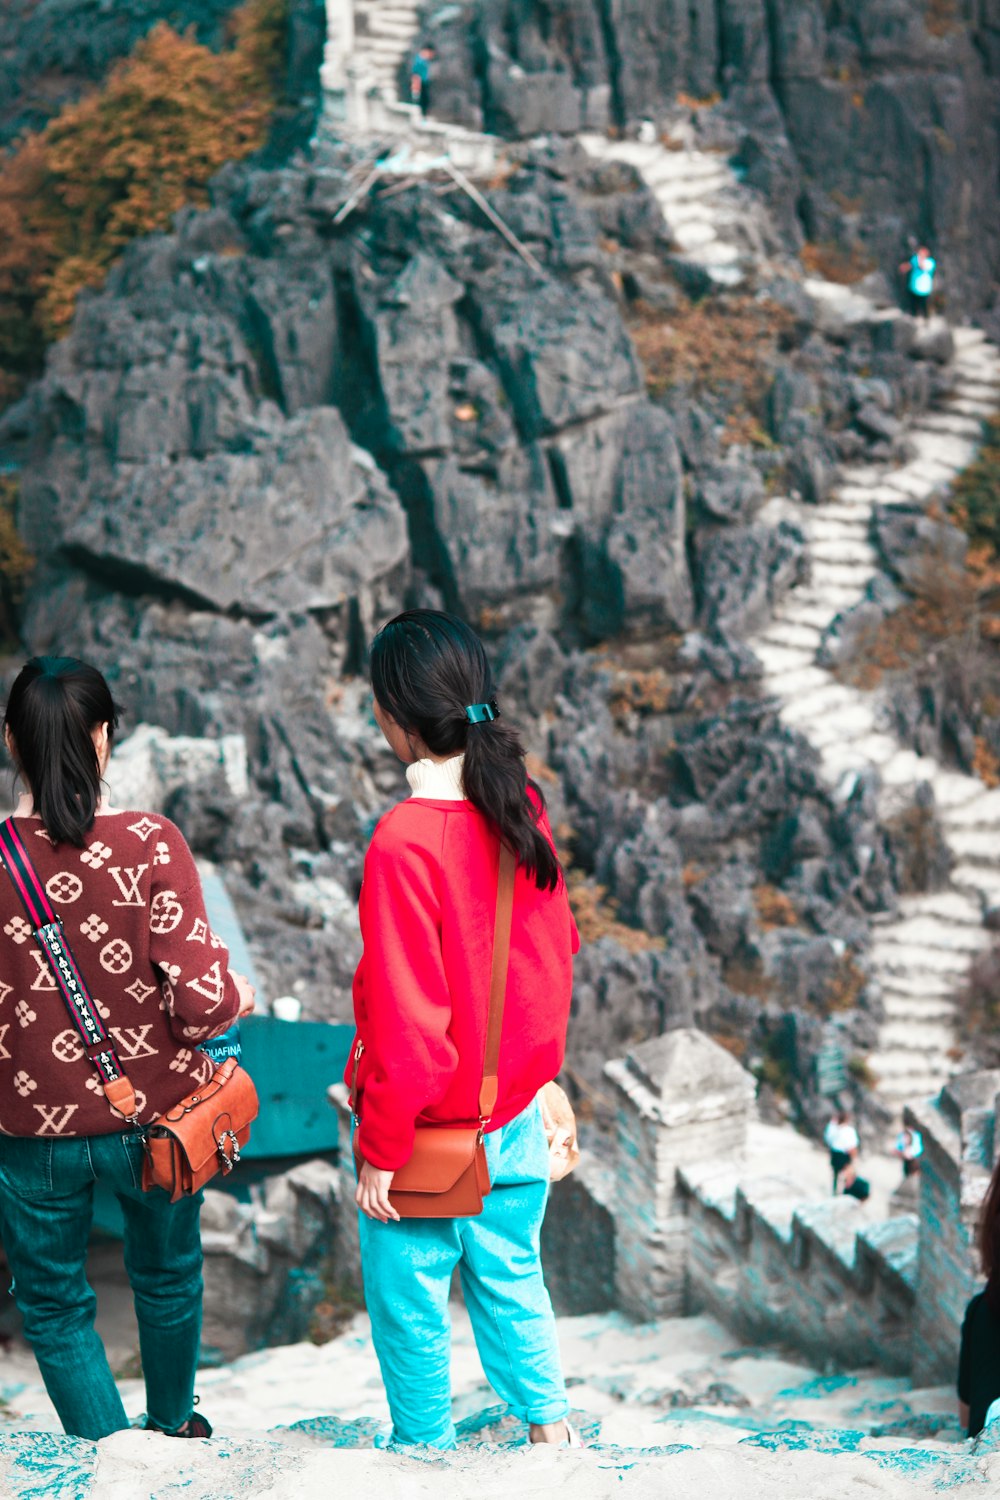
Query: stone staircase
752 322 1000 1108
580 127 774 287
318 0 495 173
351 0 422 100
578 135 1000 1112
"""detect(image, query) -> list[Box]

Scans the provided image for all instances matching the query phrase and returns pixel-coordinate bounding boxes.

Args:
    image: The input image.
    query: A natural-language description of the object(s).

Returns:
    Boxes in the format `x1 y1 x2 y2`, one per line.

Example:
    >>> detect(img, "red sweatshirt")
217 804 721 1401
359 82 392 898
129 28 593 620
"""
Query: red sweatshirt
346 794 578 1171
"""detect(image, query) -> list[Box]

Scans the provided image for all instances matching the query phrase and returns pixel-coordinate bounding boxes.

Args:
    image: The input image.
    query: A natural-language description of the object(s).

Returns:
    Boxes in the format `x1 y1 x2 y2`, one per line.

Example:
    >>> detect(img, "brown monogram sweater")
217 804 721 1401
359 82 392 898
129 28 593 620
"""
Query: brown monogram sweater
0 811 240 1137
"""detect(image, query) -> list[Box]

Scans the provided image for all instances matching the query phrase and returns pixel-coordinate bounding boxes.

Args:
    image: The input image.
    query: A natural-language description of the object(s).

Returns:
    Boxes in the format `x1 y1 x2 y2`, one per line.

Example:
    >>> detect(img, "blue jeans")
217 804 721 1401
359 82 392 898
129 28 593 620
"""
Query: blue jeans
0 1131 204 1439
358 1101 569 1448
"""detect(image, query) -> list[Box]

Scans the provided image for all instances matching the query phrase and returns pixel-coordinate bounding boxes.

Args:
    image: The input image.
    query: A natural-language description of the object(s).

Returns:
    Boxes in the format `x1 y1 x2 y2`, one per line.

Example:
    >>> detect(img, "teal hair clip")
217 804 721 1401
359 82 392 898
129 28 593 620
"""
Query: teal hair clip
465 701 499 724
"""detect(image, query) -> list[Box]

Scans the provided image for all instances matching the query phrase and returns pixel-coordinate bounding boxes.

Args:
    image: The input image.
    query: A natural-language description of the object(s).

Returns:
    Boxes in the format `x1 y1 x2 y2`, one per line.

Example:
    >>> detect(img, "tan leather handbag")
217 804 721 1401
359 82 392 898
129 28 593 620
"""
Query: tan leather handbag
141 1056 259 1201
352 843 515 1219
0 816 259 1203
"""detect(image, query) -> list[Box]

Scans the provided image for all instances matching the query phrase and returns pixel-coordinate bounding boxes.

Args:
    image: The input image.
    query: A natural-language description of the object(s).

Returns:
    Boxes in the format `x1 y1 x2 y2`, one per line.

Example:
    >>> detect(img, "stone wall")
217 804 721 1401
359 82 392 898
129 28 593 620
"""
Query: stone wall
680 1162 917 1374
597 1029 999 1380
906 1072 1000 1385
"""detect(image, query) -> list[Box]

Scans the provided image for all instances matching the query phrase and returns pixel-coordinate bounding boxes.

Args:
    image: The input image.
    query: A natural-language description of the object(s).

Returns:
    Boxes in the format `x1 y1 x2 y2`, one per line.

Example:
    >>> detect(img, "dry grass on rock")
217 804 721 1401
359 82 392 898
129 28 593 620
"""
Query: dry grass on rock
627 292 795 416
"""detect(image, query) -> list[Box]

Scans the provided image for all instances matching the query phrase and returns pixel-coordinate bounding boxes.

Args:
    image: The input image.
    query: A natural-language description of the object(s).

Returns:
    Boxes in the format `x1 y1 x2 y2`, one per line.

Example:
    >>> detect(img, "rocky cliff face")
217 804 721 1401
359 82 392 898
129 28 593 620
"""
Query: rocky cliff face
0 124 963 1120
421 0 1000 313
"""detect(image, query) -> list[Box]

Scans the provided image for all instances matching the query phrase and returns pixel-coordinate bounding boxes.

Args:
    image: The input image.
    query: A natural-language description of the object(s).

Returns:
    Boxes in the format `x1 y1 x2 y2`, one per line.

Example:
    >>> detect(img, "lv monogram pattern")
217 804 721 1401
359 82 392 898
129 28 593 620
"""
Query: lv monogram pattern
0 813 239 1136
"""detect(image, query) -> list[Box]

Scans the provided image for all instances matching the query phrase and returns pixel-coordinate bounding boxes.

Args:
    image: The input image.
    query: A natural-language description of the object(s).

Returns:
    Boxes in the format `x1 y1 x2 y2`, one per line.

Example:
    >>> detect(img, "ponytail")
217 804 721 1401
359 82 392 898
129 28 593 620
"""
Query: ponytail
980 1150 1000 1315
3 657 120 848
369 611 562 892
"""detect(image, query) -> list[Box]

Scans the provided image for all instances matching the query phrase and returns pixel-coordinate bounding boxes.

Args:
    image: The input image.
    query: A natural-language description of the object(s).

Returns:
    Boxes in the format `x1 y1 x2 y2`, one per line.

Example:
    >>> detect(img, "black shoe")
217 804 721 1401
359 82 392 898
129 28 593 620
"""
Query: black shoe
145 1412 213 1438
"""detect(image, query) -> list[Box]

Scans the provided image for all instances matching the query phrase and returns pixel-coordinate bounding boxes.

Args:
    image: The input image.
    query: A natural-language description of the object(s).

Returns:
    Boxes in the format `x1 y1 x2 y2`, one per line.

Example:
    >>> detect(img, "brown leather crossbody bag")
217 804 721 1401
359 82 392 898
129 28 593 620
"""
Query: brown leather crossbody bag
351 842 515 1218
0 816 258 1202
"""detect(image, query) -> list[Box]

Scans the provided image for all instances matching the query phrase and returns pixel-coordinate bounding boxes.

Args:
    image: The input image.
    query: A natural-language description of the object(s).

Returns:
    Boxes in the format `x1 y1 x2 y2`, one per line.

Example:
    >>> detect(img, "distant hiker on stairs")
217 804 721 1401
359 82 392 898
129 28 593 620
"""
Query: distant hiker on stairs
899 246 937 320
410 42 435 116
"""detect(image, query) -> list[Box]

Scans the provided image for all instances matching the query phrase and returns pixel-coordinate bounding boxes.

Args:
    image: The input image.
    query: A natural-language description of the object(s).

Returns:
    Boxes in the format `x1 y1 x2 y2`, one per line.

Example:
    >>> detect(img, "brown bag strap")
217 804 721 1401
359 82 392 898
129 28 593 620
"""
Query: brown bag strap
351 841 517 1128
478 843 516 1124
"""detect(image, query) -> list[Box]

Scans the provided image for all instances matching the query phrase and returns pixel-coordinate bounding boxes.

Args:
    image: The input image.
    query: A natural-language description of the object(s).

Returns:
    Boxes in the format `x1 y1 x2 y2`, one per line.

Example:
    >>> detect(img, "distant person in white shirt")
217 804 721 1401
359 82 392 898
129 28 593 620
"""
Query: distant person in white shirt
823 1109 860 1193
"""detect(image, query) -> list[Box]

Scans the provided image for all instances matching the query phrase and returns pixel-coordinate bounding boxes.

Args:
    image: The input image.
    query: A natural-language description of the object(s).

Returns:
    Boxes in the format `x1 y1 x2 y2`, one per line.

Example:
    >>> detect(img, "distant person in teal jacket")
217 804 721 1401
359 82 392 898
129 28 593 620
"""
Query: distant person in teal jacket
410 43 436 116
899 246 936 320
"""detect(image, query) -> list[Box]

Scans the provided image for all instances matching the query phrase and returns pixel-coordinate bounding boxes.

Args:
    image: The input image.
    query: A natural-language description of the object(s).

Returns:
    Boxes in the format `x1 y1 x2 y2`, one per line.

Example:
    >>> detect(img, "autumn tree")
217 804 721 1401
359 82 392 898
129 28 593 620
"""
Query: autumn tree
0 0 286 406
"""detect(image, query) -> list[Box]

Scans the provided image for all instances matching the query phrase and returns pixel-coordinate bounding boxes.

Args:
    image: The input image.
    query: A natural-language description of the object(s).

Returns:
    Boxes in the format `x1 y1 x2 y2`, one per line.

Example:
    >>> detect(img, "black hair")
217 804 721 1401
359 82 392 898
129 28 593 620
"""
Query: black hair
3 657 120 848
369 610 561 892
980 1151 1000 1315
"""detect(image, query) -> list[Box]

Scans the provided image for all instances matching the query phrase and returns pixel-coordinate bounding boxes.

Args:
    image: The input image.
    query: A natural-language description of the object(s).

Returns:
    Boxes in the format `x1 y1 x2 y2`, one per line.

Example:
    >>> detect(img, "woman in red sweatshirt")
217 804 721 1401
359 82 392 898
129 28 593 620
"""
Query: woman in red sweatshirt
347 609 579 1449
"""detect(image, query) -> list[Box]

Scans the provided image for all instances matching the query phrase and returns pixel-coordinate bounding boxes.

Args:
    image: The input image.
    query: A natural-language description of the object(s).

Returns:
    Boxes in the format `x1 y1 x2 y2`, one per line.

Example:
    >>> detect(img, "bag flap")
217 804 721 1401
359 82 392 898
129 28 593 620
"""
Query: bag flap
155 1066 259 1172
355 1127 481 1195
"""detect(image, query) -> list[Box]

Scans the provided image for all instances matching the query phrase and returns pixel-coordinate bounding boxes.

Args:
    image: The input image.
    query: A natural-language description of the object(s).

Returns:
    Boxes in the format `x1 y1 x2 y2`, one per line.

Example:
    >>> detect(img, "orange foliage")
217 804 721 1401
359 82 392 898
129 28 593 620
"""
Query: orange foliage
0 0 285 400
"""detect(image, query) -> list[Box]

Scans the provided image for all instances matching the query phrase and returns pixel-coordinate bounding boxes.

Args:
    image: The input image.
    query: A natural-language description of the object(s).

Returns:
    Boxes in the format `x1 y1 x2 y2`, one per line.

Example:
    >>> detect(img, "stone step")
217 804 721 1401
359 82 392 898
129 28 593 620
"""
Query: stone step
941 786 1000 828
875 966 965 999
872 914 987 953
907 431 978 470
804 704 878 748
925 769 982 810
871 943 972 977
822 731 898 767
952 326 988 348
808 539 878 565
839 464 885 486
952 375 1000 397
803 515 870 540
877 1019 958 1053
950 864 1000 904
774 601 845 630
833 484 886 506
949 396 999 418
866 1049 957 1082
756 622 822 652
893 890 987 924
869 1073 955 1105
779 683 860 726
807 554 875 578
754 642 817 674
661 199 722 229
880 469 941 501
643 153 731 186
910 411 986 437
671 220 719 251
792 583 870 612
681 239 743 269
877 747 948 789
910 457 961 486
881 993 957 1023
948 828 1000 862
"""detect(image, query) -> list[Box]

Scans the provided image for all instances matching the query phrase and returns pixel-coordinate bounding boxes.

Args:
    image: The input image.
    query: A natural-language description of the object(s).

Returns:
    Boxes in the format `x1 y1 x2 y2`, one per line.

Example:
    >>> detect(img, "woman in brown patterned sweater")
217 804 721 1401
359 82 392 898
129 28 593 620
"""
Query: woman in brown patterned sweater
0 657 255 1440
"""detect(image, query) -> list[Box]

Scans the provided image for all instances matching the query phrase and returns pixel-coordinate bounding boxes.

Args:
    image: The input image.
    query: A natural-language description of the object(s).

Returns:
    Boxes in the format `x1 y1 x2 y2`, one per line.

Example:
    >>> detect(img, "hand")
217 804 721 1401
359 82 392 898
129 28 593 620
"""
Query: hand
355 1160 399 1223
232 970 256 1018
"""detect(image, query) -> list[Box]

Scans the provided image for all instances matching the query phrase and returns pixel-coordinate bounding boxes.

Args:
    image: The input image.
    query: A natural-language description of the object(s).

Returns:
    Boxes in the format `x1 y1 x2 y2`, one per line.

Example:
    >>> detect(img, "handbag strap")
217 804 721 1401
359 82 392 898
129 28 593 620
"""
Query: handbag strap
350 840 517 1127
478 842 515 1124
0 817 139 1122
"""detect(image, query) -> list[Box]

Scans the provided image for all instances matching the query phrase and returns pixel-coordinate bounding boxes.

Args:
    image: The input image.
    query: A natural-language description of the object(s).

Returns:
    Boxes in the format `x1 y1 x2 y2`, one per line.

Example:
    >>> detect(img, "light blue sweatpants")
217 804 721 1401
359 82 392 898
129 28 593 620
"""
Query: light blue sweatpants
358 1100 569 1448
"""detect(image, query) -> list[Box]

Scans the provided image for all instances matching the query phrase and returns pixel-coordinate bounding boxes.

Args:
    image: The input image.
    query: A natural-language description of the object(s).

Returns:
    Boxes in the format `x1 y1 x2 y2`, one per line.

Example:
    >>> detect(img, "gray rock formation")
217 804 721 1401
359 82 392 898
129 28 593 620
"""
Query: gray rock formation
420 0 1000 313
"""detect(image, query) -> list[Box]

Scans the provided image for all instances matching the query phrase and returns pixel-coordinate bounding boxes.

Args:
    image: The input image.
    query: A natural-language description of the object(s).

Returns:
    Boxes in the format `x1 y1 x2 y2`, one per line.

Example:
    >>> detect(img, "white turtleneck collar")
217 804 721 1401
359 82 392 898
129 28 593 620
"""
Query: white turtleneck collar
405 754 467 800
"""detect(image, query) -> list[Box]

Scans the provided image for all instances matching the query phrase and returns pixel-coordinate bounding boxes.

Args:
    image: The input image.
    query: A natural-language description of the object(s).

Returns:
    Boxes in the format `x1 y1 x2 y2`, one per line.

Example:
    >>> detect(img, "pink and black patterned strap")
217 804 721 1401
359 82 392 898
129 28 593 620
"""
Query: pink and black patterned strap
0 818 138 1118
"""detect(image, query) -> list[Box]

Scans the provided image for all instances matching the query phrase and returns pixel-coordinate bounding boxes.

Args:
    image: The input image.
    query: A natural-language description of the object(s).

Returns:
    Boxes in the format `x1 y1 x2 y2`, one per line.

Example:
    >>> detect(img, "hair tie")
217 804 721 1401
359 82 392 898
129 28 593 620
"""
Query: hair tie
465 700 499 725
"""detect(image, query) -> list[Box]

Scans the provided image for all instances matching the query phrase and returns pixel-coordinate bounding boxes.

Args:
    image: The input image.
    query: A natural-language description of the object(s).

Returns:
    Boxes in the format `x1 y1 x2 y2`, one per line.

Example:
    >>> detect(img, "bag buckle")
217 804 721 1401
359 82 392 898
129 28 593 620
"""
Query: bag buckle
216 1128 241 1174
